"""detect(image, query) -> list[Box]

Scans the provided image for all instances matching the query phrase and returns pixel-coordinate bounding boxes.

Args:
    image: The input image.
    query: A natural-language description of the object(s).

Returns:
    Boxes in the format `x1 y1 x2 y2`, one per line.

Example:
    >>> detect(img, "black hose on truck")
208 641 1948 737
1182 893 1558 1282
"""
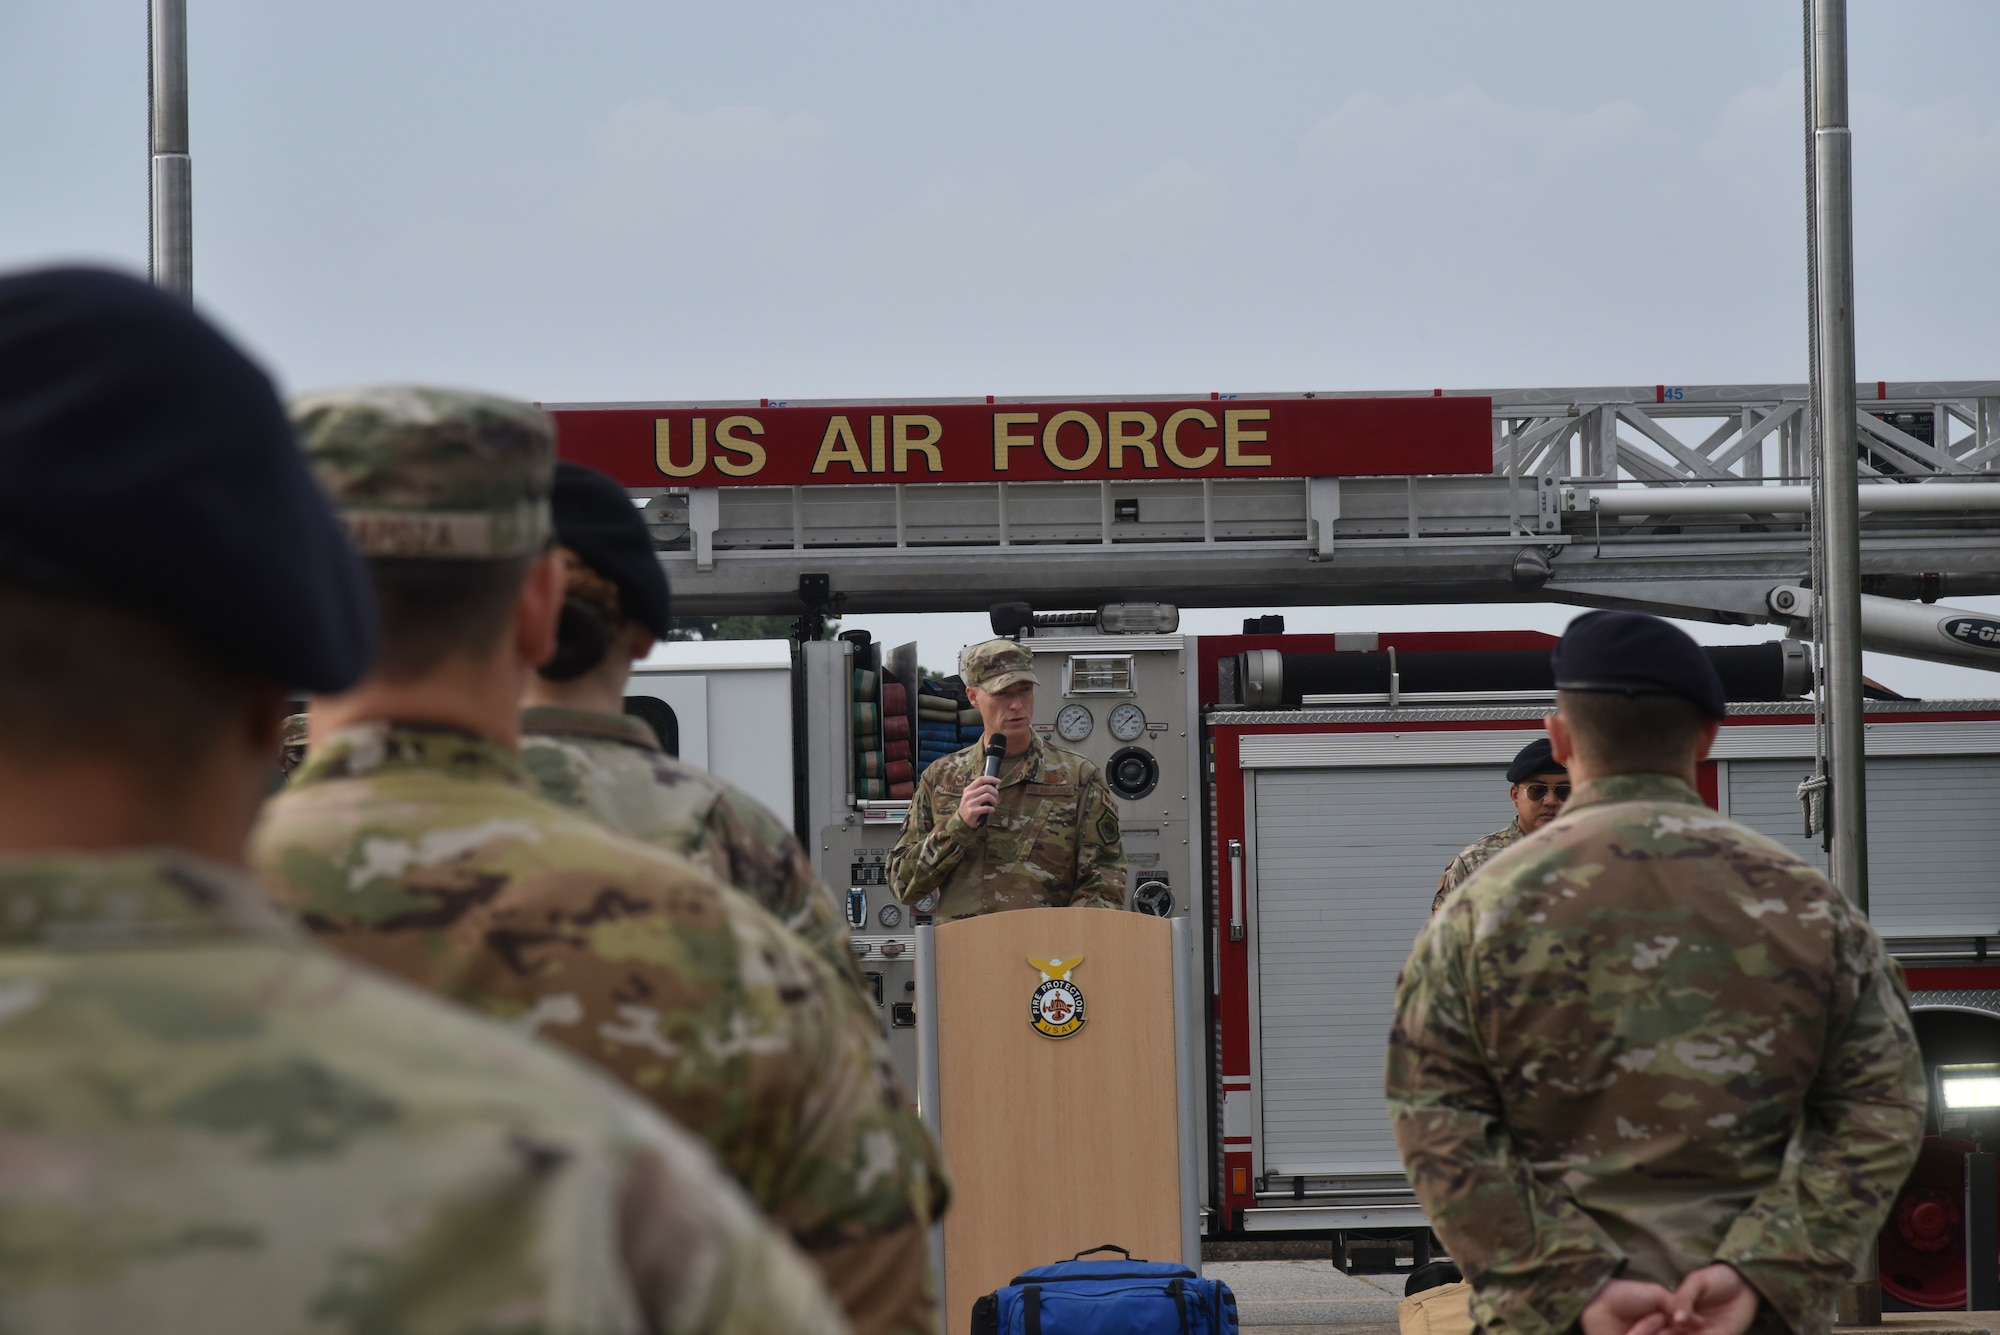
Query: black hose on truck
1236 642 1812 709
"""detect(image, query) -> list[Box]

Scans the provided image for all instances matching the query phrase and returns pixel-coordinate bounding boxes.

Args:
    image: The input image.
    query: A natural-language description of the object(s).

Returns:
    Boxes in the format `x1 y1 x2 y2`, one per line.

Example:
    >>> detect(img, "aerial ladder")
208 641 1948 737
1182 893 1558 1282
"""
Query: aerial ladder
550 381 2000 674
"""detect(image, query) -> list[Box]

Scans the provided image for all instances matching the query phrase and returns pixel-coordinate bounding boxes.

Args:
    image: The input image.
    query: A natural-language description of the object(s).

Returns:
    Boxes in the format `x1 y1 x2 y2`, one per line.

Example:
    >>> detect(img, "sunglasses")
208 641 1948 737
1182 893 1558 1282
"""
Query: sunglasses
1521 783 1572 803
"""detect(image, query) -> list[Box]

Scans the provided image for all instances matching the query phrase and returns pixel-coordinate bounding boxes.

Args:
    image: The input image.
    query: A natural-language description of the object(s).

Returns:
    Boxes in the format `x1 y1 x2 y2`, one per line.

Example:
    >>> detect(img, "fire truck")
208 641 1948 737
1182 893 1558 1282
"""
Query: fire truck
562 382 2000 1308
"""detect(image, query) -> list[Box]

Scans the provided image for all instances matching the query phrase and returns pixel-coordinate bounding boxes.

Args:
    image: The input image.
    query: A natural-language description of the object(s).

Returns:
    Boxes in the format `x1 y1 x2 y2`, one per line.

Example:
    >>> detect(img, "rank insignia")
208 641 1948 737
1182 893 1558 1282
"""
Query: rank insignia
1027 956 1087 1039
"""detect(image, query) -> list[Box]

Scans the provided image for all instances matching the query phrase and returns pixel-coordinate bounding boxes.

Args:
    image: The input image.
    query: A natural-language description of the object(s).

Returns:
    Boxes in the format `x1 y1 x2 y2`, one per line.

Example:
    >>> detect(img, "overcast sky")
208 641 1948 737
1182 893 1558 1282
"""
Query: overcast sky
5 1 1998 692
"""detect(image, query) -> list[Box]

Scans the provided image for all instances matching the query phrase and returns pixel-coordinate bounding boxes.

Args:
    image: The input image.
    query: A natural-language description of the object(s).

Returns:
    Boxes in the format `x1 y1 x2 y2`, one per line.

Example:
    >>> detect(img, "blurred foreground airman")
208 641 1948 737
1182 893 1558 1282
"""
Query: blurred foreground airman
0 269 841 1335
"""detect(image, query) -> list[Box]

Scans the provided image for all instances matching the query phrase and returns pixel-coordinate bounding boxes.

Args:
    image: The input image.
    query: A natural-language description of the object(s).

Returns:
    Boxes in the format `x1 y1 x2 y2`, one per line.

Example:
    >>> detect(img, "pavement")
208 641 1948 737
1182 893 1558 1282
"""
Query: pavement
1203 1259 1404 1328
1206 1261 2000 1335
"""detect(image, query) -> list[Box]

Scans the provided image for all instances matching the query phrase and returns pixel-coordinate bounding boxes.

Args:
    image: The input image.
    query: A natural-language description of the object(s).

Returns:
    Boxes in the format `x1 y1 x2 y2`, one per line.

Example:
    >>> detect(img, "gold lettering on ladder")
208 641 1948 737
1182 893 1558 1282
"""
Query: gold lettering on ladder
812 417 869 475
1162 409 1218 469
1108 412 1159 470
893 415 943 473
655 418 707 478
713 416 767 477
993 413 1038 471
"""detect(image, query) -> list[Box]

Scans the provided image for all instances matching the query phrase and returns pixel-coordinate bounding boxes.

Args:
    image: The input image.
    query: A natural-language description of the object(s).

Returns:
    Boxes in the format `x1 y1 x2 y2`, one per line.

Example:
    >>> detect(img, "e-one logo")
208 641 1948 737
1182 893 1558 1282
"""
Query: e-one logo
1944 617 2000 648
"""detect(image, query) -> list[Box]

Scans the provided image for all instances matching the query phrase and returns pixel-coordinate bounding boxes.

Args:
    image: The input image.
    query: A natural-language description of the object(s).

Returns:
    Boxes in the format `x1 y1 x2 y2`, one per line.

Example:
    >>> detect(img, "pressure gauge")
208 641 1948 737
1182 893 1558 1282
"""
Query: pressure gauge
1055 703 1094 742
1108 702 1147 742
877 902 904 929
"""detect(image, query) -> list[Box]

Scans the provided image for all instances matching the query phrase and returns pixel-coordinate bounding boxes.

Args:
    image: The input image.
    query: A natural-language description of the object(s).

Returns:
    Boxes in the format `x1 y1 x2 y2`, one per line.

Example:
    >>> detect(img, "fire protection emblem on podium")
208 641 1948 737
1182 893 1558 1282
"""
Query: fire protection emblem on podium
1027 957 1086 1039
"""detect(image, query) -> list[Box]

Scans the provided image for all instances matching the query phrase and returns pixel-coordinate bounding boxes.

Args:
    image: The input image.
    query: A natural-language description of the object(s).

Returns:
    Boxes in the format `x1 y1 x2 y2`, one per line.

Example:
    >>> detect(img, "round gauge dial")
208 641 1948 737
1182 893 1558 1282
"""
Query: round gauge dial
877 902 903 929
1055 703 1094 742
1108 702 1147 742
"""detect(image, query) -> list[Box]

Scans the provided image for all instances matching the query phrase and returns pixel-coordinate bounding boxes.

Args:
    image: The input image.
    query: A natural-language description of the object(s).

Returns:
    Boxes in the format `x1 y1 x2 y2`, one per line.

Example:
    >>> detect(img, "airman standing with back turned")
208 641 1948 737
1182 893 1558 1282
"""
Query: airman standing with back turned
1388 611 1925 1335
252 387 938 1335
516 459 950 1271
519 461 872 994
889 638 1126 921
0 269 842 1335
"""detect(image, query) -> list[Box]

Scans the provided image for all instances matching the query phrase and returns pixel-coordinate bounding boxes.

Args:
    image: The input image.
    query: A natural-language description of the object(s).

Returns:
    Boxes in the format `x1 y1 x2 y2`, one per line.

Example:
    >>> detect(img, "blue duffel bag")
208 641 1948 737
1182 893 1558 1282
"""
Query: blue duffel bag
970 1244 1238 1335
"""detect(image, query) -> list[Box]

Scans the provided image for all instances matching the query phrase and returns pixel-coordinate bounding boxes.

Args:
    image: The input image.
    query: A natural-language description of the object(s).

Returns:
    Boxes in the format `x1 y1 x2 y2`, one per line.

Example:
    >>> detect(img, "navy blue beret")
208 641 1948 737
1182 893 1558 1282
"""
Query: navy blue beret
1505 738 1566 784
551 461 672 638
0 267 376 691
1552 610 1727 720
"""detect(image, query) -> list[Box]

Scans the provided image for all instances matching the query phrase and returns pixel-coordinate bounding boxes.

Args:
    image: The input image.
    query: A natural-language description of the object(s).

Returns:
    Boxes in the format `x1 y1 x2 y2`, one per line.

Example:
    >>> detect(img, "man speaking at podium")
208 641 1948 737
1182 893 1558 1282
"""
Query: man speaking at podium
889 639 1127 922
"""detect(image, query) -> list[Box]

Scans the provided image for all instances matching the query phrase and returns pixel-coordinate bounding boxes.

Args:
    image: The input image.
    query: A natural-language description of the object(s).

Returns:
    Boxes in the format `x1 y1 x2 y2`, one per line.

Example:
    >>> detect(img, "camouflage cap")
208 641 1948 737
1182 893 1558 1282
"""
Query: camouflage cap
959 638 1039 693
292 385 554 560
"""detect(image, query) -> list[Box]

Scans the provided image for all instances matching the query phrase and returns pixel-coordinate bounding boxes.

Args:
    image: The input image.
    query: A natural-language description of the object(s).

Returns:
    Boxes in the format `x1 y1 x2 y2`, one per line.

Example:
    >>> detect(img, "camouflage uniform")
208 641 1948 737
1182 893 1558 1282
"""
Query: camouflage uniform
255 724 942 1335
272 385 941 1335
1430 818 1523 913
0 849 843 1335
517 709 947 1217
519 704 862 991
1387 773 1927 1335
890 733 1126 921
279 711 310 778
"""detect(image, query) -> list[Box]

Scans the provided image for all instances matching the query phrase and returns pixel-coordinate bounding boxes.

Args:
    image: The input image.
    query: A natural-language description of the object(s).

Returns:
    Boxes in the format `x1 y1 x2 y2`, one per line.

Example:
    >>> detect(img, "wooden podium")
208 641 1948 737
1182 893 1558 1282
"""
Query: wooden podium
915 908 1201 1334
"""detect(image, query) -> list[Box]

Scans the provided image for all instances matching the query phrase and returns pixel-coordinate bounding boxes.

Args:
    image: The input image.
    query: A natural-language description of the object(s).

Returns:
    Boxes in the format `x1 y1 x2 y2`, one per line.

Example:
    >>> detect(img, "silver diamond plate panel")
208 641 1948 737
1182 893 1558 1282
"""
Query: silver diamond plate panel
1907 989 2000 1018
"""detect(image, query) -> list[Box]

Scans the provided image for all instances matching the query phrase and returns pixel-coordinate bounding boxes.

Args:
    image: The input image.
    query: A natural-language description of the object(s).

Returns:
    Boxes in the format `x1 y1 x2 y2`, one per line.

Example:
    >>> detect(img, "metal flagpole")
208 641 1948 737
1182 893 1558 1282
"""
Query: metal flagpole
1809 11 1879 1321
1809 0 1868 913
148 0 193 297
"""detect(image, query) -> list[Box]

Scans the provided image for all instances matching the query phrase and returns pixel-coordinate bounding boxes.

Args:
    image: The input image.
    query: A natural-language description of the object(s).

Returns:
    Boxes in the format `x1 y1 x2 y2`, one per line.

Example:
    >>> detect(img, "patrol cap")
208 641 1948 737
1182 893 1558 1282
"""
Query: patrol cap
551 461 672 638
292 385 555 560
0 266 376 691
1505 738 1567 784
960 639 1040 693
1553 610 1728 720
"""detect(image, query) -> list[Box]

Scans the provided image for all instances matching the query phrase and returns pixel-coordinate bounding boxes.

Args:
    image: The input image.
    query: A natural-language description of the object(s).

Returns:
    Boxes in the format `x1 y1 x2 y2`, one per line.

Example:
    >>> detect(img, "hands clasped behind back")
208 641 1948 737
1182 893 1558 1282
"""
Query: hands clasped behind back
1580 1266 1759 1335
1664 1265 1760 1335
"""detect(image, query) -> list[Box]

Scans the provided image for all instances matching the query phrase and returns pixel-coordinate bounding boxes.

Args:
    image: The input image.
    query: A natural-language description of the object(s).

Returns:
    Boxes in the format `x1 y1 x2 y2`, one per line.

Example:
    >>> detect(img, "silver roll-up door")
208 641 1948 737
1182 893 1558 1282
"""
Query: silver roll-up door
1720 759 1825 869
1726 756 2000 937
1253 764 1513 1175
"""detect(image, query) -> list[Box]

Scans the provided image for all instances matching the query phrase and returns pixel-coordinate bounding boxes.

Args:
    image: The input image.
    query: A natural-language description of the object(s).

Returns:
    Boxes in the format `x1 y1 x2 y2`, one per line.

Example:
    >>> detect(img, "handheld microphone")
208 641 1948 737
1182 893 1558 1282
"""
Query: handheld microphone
975 733 1008 827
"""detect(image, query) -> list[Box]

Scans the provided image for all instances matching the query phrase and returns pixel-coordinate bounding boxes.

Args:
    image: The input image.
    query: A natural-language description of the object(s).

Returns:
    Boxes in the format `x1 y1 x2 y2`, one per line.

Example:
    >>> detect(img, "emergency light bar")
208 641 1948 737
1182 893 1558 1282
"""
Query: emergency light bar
989 601 1182 640
1938 1064 2000 1113
1096 603 1180 636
